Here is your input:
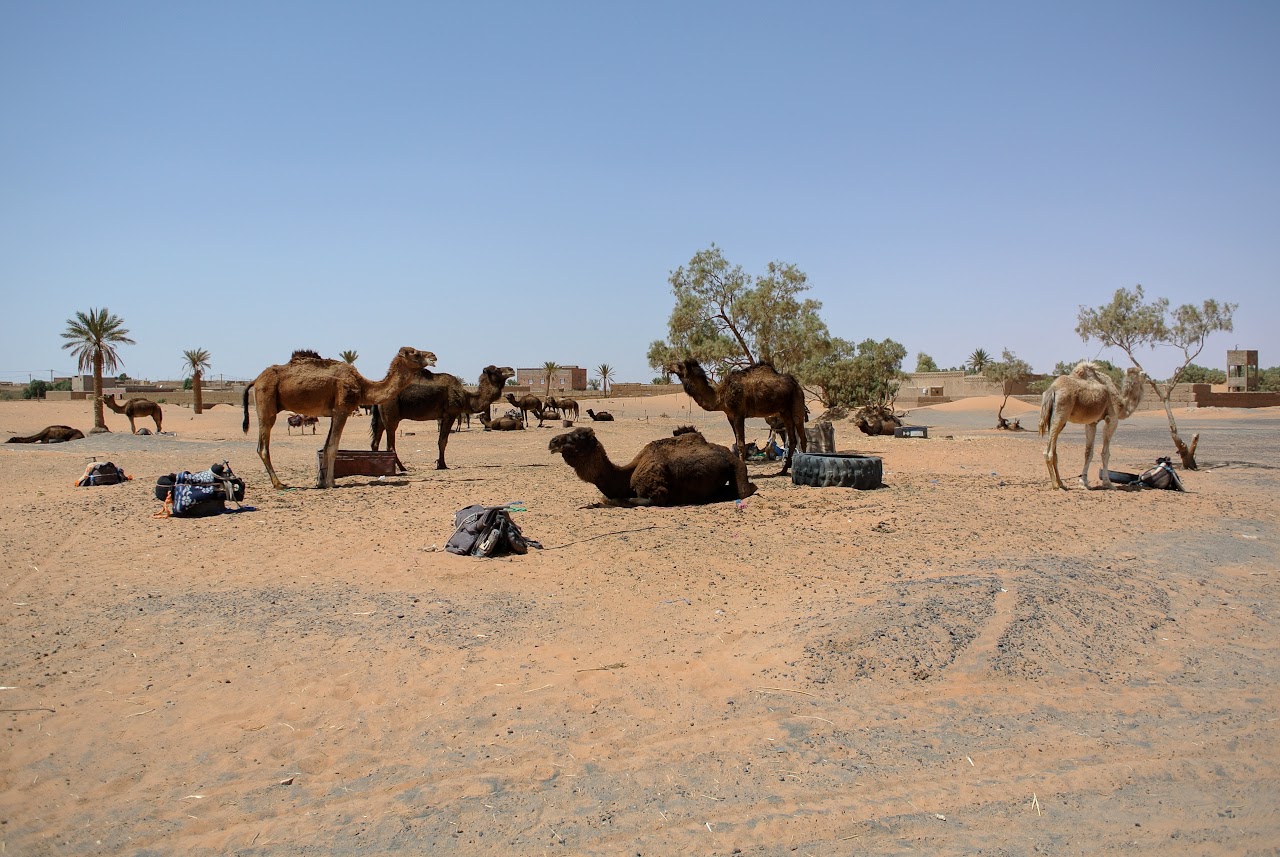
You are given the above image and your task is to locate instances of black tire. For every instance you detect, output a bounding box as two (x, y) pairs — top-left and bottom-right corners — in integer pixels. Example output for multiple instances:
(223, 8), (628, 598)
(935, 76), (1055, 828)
(790, 453), (883, 490)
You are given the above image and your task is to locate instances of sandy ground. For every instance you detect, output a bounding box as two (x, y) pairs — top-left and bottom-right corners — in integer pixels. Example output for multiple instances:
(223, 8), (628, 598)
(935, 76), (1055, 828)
(2, 393), (1278, 855)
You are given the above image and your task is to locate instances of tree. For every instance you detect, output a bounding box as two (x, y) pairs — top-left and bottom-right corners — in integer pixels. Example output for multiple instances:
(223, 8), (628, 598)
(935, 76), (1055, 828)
(61, 307), (134, 433)
(915, 352), (940, 373)
(647, 244), (832, 376)
(182, 348), (212, 414)
(1259, 366), (1280, 392)
(966, 348), (991, 375)
(23, 379), (50, 400)
(1076, 285), (1237, 469)
(984, 349), (1033, 426)
(596, 363), (614, 395)
(1178, 363), (1226, 385)
(543, 361), (561, 396)
(798, 337), (906, 412)
(339, 350), (358, 364)
(587, 379), (601, 391)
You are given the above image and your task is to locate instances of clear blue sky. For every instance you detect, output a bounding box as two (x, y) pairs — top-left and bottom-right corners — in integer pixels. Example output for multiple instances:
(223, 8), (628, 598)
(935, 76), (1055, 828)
(2, 2), (1276, 387)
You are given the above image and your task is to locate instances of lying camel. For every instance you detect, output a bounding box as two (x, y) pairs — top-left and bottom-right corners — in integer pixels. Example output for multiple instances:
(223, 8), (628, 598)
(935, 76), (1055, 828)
(548, 425), (756, 506)
(6, 425), (85, 443)
(479, 412), (524, 431)
(586, 409), (614, 421)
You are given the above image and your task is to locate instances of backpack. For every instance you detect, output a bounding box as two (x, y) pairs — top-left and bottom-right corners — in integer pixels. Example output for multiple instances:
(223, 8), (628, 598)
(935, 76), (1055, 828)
(76, 461), (129, 486)
(154, 461), (247, 517)
(1139, 457), (1184, 491)
(445, 504), (541, 557)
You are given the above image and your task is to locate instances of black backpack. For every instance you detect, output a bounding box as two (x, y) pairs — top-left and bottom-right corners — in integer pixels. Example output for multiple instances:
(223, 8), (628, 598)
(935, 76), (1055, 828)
(155, 462), (247, 517)
(445, 505), (540, 557)
(77, 461), (128, 486)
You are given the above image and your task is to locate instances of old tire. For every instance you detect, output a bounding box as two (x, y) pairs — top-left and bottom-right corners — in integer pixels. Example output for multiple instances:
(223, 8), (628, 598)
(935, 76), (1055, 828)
(790, 453), (883, 490)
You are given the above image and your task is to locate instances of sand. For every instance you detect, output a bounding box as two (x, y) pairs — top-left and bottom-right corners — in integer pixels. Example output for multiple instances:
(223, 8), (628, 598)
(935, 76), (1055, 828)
(2, 394), (1278, 854)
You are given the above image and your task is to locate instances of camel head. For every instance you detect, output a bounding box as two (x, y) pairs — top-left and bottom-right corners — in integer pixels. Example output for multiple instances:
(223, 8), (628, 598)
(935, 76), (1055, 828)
(484, 366), (516, 387)
(397, 347), (436, 371)
(548, 427), (601, 462)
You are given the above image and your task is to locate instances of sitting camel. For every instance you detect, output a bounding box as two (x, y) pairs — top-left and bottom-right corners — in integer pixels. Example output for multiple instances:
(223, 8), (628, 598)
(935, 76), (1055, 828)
(479, 412), (524, 431)
(666, 357), (807, 475)
(548, 425), (757, 506)
(6, 425), (85, 443)
(103, 394), (163, 434)
(371, 364), (515, 470)
(505, 393), (544, 427)
(586, 409), (614, 421)
(243, 347), (436, 489)
(1039, 361), (1145, 490)
(853, 406), (903, 436)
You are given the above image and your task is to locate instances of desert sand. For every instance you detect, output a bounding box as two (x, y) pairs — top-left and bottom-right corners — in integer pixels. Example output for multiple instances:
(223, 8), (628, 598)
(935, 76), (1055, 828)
(2, 393), (1278, 855)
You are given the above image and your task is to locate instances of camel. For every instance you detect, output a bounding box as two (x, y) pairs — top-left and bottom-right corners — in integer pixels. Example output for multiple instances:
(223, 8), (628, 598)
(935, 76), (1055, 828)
(586, 409), (614, 421)
(286, 413), (319, 435)
(546, 395), (579, 420)
(6, 425), (85, 443)
(665, 358), (808, 474)
(370, 365), (515, 470)
(853, 406), (903, 436)
(242, 346), (436, 489)
(479, 412), (525, 431)
(1039, 361), (1145, 490)
(505, 393), (546, 427)
(103, 394), (163, 434)
(549, 425), (757, 506)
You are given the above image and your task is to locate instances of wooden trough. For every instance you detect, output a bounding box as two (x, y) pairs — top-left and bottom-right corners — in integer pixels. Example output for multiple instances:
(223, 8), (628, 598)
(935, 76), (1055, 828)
(317, 450), (399, 482)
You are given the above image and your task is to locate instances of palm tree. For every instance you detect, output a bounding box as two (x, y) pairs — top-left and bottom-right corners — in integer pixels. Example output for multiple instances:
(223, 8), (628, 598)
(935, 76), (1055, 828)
(339, 350), (358, 364)
(61, 308), (134, 433)
(182, 348), (212, 414)
(542, 361), (561, 397)
(967, 348), (992, 375)
(596, 363), (614, 395)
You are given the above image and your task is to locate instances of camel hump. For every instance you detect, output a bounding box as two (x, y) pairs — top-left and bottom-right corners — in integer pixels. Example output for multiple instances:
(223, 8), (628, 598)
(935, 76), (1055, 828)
(290, 349), (327, 362)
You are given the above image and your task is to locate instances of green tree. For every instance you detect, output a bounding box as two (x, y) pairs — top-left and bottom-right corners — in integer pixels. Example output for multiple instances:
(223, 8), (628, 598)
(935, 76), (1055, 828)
(596, 363), (614, 395)
(1076, 285), (1237, 469)
(182, 348), (212, 414)
(647, 244), (832, 376)
(587, 379), (601, 391)
(799, 337), (906, 411)
(339, 350), (358, 364)
(61, 307), (134, 433)
(542, 361), (561, 397)
(984, 349), (1034, 425)
(1259, 366), (1280, 392)
(915, 352), (940, 373)
(23, 379), (51, 399)
(966, 348), (991, 375)
(1179, 363), (1226, 385)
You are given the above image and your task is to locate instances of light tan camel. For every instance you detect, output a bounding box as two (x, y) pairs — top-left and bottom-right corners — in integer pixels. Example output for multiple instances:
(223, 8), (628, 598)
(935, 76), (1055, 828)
(242, 347), (436, 489)
(665, 358), (808, 474)
(1039, 361), (1145, 490)
(103, 395), (163, 434)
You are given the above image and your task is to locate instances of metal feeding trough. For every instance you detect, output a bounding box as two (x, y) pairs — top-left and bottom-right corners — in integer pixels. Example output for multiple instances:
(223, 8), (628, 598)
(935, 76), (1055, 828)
(894, 425), (928, 439)
(317, 450), (399, 482)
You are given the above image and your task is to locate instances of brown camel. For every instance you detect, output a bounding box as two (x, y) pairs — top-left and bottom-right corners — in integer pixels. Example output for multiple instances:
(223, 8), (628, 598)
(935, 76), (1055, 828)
(6, 425), (85, 443)
(286, 413), (319, 435)
(1039, 361), (1145, 490)
(103, 395), (163, 434)
(478, 412), (525, 431)
(546, 395), (580, 420)
(853, 406), (903, 436)
(548, 425), (757, 506)
(505, 393), (546, 427)
(665, 358), (808, 474)
(371, 365), (515, 470)
(242, 347), (436, 489)
(586, 409), (614, 421)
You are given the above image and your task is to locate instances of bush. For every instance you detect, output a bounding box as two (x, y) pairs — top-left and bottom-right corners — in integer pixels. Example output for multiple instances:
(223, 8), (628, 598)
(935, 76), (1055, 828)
(22, 380), (50, 399)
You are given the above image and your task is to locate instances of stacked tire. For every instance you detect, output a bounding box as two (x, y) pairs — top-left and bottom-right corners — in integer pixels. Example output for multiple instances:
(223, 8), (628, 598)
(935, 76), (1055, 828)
(790, 453), (883, 490)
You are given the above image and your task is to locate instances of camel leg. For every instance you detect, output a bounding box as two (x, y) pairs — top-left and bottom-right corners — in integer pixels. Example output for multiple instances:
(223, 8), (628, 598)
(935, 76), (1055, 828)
(257, 412), (284, 490)
(152, 413), (162, 432)
(1044, 420), (1067, 490)
(128, 416), (137, 434)
(730, 416), (749, 464)
(1097, 417), (1117, 489)
(1080, 423), (1098, 489)
(435, 416), (451, 470)
(733, 457), (757, 499)
(318, 412), (350, 489)
(380, 412), (408, 473)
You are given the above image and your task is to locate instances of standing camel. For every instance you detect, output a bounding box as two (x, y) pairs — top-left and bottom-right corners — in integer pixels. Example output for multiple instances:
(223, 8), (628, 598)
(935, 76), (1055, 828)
(102, 394), (163, 434)
(505, 393), (545, 427)
(1039, 361), (1145, 490)
(371, 364), (515, 470)
(242, 347), (436, 489)
(666, 358), (808, 475)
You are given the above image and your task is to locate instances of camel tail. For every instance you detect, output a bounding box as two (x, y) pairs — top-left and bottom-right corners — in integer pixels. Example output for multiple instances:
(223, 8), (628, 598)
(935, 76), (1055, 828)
(242, 383), (253, 433)
(1038, 389), (1053, 437)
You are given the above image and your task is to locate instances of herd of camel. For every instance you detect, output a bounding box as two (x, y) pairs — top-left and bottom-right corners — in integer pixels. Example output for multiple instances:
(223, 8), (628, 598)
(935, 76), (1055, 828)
(6, 346), (1146, 498)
